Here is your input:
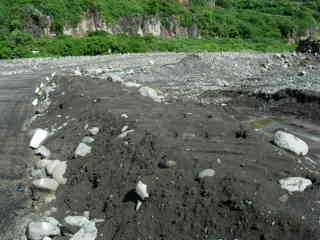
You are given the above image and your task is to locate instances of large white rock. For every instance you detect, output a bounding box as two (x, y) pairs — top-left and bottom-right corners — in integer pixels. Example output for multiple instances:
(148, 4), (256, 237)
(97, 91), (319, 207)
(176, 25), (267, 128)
(138, 87), (163, 103)
(33, 178), (59, 191)
(273, 131), (309, 156)
(65, 216), (90, 227)
(75, 143), (92, 157)
(30, 129), (49, 149)
(70, 221), (97, 240)
(279, 177), (312, 193)
(136, 181), (149, 200)
(28, 221), (60, 240)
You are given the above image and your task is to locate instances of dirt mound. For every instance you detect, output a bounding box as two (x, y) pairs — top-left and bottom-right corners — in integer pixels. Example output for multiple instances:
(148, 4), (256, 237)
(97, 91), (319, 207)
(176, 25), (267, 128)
(31, 76), (320, 240)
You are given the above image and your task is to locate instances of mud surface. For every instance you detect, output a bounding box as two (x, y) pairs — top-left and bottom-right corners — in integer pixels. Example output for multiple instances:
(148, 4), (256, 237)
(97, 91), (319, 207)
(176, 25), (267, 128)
(29, 74), (320, 240)
(1, 52), (320, 239)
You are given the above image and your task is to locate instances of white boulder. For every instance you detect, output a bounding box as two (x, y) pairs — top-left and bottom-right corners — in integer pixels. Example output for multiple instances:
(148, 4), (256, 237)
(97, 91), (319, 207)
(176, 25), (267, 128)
(30, 129), (49, 149)
(279, 177), (312, 193)
(138, 87), (163, 103)
(28, 221), (60, 240)
(33, 178), (59, 191)
(75, 143), (92, 157)
(273, 131), (309, 156)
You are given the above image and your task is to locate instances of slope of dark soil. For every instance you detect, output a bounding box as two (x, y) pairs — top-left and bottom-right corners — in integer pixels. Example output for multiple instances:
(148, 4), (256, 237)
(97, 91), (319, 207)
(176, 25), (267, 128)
(31, 75), (320, 240)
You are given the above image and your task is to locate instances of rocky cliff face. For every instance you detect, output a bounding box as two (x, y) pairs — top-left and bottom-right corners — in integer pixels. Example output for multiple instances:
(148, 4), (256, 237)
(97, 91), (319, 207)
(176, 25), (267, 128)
(36, 11), (200, 38)
(63, 13), (200, 38)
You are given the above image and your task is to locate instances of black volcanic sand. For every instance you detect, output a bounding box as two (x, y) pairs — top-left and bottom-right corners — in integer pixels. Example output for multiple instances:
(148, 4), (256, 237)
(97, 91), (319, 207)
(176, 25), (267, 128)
(31, 75), (320, 240)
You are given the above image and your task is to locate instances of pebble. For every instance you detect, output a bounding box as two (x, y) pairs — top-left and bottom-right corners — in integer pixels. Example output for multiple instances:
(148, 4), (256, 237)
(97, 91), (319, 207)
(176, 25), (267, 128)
(198, 169), (216, 179)
(75, 143), (92, 157)
(52, 161), (67, 184)
(33, 178), (59, 191)
(279, 177), (312, 193)
(274, 131), (309, 156)
(118, 129), (135, 139)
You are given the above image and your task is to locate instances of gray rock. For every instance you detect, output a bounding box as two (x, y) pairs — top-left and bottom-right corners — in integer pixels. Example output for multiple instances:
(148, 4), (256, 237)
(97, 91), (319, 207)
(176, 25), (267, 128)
(75, 143), (92, 157)
(159, 160), (177, 168)
(198, 169), (215, 179)
(65, 216), (90, 228)
(32, 178), (59, 191)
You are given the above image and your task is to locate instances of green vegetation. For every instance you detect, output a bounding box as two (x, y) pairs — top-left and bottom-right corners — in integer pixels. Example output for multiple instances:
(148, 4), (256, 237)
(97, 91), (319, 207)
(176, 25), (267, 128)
(0, 0), (318, 59)
(0, 34), (296, 59)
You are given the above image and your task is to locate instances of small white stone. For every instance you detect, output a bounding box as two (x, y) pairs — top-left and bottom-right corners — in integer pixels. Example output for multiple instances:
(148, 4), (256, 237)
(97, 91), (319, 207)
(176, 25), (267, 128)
(46, 160), (61, 175)
(138, 86), (163, 103)
(198, 169), (216, 179)
(136, 181), (149, 200)
(122, 81), (142, 88)
(33, 178), (59, 191)
(36, 159), (50, 169)
(89, 127), (99, 136)
(69, 221), (97, 240)
(274, 131), (309, 156)
(121, 125), (129, 132)
(279, 177), (312, 193)
(136, 200), (142, 211)
(75, 143), (92, 157)
(121, 114), (128, 119)
(30, 129), (49, 149)
(34, 146), (51, 159)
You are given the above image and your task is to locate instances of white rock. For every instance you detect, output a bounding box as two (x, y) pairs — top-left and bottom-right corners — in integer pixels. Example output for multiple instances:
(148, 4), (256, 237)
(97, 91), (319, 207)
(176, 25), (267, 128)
(32, 98), (39, 106)
(121, 113), (128, 119)
(74, 68), (82, 76)
(88, 127), (99, 136)
(28, 221), (60, 240)
(118, 130), (135, 139)
(70, 221), (97, 240)
(75, 143), (92, 157)
(138, 87), (163, 103)
(34, 146), (51, 159)
(136, 181), (149, 200)
(52, 161), (67, 184)
(65, 216), (90, 227)
(121, 125), (129, 132)
(33, 178), (59, 191)
(122, 81), (142, 88)
(44, 217), (60, 227)
(36, 159), (50, 169)
(46, 160), (61, 175)
(30, 129), (49, 149)
(42, 237), (52, 240)
(198, 169), (216, 179)
(274, 131), (309, 155)
(82, 136), (95, 144)
(279, 177), (312, 193)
